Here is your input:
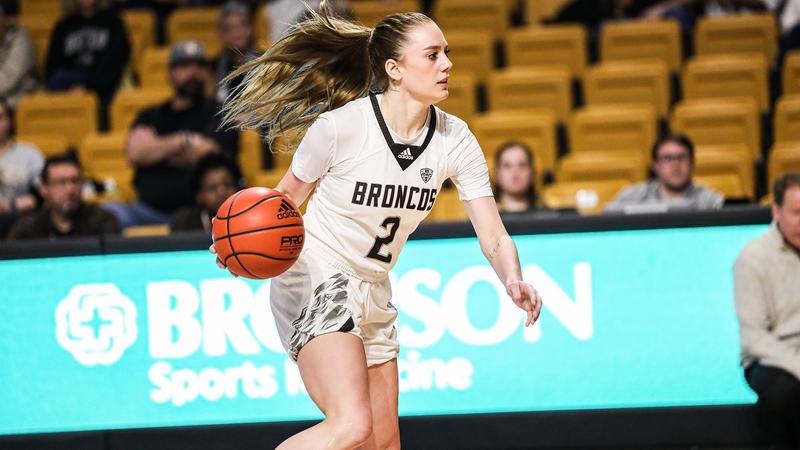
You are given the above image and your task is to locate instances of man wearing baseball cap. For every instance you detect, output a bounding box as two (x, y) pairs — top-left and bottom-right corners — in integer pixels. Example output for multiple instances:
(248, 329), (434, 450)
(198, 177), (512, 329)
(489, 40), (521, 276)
(104, 40), (239, 229)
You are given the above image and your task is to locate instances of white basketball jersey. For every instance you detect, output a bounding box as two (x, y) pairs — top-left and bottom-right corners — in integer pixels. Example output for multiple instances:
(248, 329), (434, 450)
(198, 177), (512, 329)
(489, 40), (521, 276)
(290, 94), (492, 280)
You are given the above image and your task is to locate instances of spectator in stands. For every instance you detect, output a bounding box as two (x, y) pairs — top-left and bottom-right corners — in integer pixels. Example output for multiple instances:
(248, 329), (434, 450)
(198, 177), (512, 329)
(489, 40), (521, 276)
(0, 98), (44, 237)
(214, 1), (260, 104)
(0, 0), (16, 15)
(0, 5), (37, 108)
(604, 133), (723, 212)
(265, 0), (349, 42)
(44, 0), (130, 125)
(493, 142), (539, 212)
(621, 0), (704, 54)
(104, 40), (239, 229)
(704, 0), (769, 16)
(7, 154), (119, 239)
(734, 173), (800, 450)
(265, 0), (321, 42)
(170, 153), (241, 232)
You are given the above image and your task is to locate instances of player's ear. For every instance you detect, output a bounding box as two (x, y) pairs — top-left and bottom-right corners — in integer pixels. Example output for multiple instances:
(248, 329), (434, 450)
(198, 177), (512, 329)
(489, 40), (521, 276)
(384, 58), (402, 82)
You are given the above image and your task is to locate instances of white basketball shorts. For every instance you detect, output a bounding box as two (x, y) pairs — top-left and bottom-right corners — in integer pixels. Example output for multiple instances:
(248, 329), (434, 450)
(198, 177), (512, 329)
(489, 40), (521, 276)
(269, 242), (399, 366)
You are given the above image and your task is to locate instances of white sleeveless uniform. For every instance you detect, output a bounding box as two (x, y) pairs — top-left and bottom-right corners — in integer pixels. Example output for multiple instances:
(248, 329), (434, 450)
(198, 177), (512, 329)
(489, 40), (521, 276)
(270, 94), (492, 365)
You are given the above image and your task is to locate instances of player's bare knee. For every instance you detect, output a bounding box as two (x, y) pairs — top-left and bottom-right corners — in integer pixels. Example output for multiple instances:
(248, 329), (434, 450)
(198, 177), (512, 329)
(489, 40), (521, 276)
(329, 411), (373, 447)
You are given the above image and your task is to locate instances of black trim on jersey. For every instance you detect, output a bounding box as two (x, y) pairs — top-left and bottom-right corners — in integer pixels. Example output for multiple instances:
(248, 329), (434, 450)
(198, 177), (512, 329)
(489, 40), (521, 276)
(369, 92), (437, 171)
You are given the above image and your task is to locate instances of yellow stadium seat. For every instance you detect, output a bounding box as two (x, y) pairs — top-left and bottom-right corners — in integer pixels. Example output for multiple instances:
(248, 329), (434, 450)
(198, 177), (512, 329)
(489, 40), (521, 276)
(472, 109), (558, 176)
(694, 145), (754, 199)
(167, 6), (222, 57)
(438, 73), (478, 124)
(239, 130), (291, 184)
(124, 224), (170, 237)
(505, 24), (586, 77)
(18, 13), (57, 74)
(556, 152), (648, 184)
(583, 60), (670, 117)
(20, 0), (60, 16)
(239, 130), (261, 184)
(568, 104), (657, 159)
(434, 0), (509, 39)
(80, 132), (128, 168)
(782, 51), (800, 95)
(487, 67), (572, 122)
(695, 14), (777, 62)
(122, 10), (156, 76)
(541, 179), (629, 214)
(351, 0), (420, 26)
(139, 47), (170, 88)
(79, 132), (135, 200)
(694, 173), (746, 198)
(110, 87), (172, 132)
(524, 0), (569, 24)
(774, 95), (800, 143)
(252, 169), (285, 189)
(15, 133), (69, 158)
(16, 92), (98, 148)
(670, 98), (761, 160)
(254, 4), (271, 49)
(444, 30), (494, 83)
(768, 142), (800, 189)
(600, 19), (682, 73)
(682, 53), (769, 111)
(426, 188), (468, 222)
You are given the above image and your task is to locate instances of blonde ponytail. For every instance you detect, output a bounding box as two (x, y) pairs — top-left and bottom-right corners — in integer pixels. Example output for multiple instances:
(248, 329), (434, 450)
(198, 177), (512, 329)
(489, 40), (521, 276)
(220, 4), (433, 152)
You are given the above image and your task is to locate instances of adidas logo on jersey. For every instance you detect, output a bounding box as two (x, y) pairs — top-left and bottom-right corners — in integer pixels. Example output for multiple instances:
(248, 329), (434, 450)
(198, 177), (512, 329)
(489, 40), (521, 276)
(276, 199), (300, 220)
(398, 148), (414, 160)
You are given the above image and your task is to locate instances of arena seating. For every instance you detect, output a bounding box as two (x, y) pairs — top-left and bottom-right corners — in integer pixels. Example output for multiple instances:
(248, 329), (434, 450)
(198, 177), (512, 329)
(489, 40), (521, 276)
(9, 0), (800, 218)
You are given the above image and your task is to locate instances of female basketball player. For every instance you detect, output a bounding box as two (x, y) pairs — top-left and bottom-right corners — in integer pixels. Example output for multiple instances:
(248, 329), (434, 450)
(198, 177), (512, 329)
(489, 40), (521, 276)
(210, 4), (543, 449)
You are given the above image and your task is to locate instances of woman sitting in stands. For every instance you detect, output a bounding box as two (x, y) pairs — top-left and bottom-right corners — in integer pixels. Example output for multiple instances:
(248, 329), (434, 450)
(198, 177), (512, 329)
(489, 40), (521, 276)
(493, 141), (540, 213)
(0, 97), (43, 237)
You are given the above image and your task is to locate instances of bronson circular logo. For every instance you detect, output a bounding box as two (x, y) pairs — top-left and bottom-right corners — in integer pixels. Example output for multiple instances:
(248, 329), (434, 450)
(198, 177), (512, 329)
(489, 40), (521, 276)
(55, 283), (138, 366)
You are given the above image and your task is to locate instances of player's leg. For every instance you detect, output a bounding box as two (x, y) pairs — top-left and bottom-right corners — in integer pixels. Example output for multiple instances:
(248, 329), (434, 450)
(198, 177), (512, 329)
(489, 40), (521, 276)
(360, 359), (400, 450)
(358, 276), (401, 450)
(276, 332), (374, 450)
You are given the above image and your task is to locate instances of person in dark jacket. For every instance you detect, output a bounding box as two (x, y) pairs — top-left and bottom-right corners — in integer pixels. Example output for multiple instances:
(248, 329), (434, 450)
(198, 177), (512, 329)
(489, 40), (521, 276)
(103, 40), (239, 229)
(44, 0), (130, 123)
(7, 154), (119, 240)
(214, 1), (260, 104)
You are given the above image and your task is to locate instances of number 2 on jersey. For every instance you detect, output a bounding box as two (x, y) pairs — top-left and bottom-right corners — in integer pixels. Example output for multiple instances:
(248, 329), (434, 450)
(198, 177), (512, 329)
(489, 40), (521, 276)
(366, 217), (401, 263)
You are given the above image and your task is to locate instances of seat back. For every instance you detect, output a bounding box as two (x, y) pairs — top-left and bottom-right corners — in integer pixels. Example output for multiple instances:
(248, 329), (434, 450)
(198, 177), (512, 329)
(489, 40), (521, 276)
(506, 24), (586, 77)
(487, 67), (572, 122)
(601, 19), (682, 72)
(16, 92), (99, 148)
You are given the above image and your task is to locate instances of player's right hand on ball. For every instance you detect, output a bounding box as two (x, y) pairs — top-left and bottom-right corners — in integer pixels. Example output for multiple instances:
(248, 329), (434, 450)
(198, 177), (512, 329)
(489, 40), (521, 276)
(209, 243), (238, 277)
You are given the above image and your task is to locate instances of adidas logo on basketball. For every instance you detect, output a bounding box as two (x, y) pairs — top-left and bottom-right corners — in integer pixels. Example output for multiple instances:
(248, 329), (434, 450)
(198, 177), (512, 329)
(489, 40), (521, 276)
(398, 148), (414, 160)
(276, 199), (300, 219)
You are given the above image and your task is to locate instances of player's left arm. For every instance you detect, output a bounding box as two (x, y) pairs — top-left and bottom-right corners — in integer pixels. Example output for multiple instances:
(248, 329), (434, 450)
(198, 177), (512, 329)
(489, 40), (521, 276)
(464, 196), (542, 326)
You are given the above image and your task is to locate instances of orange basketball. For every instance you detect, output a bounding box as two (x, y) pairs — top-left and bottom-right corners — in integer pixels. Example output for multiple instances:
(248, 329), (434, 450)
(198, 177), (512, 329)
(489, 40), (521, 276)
(212, 187), (304, 279)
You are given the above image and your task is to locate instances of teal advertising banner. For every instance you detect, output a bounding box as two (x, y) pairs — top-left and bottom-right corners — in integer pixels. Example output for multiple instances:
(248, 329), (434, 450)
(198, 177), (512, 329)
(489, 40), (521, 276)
(0, 224), (766, 435)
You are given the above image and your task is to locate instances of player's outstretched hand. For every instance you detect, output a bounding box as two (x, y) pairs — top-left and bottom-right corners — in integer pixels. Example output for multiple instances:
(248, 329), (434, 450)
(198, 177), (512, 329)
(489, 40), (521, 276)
(506, 281), (542, 327)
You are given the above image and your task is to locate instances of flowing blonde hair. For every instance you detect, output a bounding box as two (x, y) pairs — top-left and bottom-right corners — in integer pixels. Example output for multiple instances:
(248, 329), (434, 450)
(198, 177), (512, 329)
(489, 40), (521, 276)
(219, 2), (432, 152)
